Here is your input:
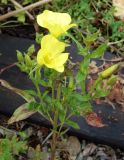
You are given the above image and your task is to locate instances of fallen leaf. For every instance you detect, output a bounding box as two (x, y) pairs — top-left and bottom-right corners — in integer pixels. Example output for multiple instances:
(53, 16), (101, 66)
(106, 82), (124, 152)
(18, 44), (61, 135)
(89, 61), (99, 74)
(0, 79), (35, 102)
(107, 80), (124, 108)
(57, 136), (81, 157)
(85, 112), (105, 127)
(82, 143), (97, 157)
(8, 103), (36, 124)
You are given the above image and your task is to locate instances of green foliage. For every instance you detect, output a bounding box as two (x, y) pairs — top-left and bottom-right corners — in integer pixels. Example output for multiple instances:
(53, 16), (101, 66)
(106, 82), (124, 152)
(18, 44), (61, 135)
(16, 44), (36, 74)
(102, 7), (124, 41)
(0, 0), (8, 4)
(14, 32), (110, 128)
(0, 135), (27, 160)
(22, 0), (35, 5)
(35, 32), (44, 44)
(14, 9), (25, 23)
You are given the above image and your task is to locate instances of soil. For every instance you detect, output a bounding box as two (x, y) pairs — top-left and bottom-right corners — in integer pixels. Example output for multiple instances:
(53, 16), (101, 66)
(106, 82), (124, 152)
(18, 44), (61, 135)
(0, 113), (124, 160)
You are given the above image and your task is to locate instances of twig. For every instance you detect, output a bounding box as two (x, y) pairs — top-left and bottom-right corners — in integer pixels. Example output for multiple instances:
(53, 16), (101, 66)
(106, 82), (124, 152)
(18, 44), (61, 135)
(10, 0), (34, 20)
(90, 0), (99, 13)
(0, 62), (17, 74)
(108, 39), (124, 45)
(0, 0), (52, 21)
(0, 125), (17, 136)
(42, 131), (53, 145)
(100, 57), (124, 62)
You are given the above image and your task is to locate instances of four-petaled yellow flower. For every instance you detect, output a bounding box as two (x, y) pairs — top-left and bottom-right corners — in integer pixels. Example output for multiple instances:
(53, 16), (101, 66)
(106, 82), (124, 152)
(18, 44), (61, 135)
(37, 10), (76, 37)
(37, 35), (69, 72)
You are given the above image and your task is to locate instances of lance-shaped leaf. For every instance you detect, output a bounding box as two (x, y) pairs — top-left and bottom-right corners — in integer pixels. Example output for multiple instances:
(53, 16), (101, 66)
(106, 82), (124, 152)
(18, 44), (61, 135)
(90, 44), (107, 59)
(8, 103), (36, 124)
(0, 79), (34, 102)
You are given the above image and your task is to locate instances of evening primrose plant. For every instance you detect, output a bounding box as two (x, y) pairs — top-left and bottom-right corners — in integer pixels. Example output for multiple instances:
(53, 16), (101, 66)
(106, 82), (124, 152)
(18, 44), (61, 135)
(4, 10), (119, 160)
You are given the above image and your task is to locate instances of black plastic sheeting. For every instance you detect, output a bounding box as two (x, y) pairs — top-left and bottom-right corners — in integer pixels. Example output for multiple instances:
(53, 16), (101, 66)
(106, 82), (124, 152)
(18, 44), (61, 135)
(0, 34), (124, 149)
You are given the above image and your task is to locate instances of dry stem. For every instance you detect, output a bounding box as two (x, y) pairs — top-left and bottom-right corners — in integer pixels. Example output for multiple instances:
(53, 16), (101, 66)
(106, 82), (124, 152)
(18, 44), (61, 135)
(10, 0), (34, 20)
(0, 0), (52, 21)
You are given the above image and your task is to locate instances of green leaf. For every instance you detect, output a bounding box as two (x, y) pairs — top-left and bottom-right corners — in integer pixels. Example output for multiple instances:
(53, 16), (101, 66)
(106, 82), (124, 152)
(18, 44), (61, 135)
(79, 102), (92, 116)
(27, 101), (40, 110)
(22, 0), (33, 5)
(94, 81), (110, 97)
(24, 89), (37, 97)
(94, 89), (109, 97)
(59, 111), (65, 123)
(16, 12), (25, 23)
(35, 32), (44, 44)
(24, 54), (32, 67)
(76, 71), (84, 83)
(83, 32), (98, 48)
(90, 43), (107, 58)
(1, 0), (8, 4)
(70, 93), (90, 102)
(17, 50), (24, 62)
(66, 120), (80, 129)
(55, 100), (63, 110)
(107, 75), (117, 86)
(27, 45), (35, 56)
(17, 13), (25, 23)
(80, 57), (90, 74)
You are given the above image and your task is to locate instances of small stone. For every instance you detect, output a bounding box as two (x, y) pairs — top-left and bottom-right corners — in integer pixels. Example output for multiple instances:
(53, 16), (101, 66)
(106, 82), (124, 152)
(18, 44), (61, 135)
(82, 143), (97, 156)
(66, 136), (81, 156)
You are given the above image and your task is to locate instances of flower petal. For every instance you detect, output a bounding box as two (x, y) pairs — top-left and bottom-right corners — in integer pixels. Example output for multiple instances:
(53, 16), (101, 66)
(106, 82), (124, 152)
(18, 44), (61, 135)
(43, 53), (69, 72)
(37, 10), (75, 37)
(37, 10), (71, 27)
(41, 35), (66, 56)
(54, 66), (64, 72)
(52, 53), (69, 67)
(37, 49), (45, 65)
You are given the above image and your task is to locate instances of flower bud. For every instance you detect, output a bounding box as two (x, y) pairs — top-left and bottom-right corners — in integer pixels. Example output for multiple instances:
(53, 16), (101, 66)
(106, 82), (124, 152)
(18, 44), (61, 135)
(17, 50), (24, 62)
(25, 54), (32, 67)
(101, 64), (119, 79)
(68, 77), (74, 89)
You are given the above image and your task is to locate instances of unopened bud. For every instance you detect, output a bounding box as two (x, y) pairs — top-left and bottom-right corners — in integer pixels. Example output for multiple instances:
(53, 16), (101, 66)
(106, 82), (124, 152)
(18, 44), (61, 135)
(101, 64), (119, 79)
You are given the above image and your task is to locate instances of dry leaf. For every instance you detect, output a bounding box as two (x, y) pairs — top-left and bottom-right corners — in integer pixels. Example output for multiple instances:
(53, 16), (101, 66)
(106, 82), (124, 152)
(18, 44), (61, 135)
(89, 61), (99, 74)
(0, 79), (34, 102)
(85, 112), (105, 128)
(107, 80), (124, 108)
(66, 136), (81, 156)
(8, 103), (36, 124)
(113, 0), (124, 19)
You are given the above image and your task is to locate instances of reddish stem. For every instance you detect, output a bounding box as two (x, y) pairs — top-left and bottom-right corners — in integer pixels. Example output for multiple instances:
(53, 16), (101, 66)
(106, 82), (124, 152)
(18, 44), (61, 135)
(0, 62), (17, 74)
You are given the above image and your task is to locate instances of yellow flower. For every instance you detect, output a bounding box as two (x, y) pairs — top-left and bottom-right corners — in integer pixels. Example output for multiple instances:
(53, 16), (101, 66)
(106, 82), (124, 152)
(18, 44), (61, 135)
(37, 10), (76, 37)
(37, 35), (69, 72)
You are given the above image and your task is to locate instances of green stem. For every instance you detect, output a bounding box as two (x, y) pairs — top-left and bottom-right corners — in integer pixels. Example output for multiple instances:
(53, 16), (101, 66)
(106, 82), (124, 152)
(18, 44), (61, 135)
(58, 110), (73, 136)
(34, 82), (42, 100)
(52, 81), (55, 108)
(67, 33), (84, 52)
(51, 83), (61, 160)
(88, 76), (102, 96)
